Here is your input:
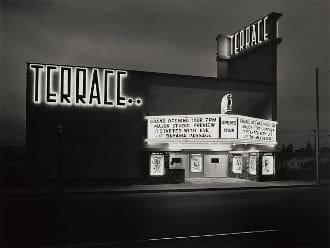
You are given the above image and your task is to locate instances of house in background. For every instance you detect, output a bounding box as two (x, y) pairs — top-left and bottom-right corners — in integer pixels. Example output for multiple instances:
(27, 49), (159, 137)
(320, 147), (330, 164)
(286, 157), (314, 170)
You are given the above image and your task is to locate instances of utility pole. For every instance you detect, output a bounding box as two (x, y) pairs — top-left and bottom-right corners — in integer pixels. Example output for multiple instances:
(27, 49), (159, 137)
(315, 68), (320, 185)
(56, 124), (64, 191)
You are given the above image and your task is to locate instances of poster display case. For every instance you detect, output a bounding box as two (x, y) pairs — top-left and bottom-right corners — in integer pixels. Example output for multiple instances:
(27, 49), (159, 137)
(249, 154), (257, 175)
(150, 153), (165, 176)
(232, 156), (243, 174)
(190, 154), (203, 173)
(262, 154), (274, 175)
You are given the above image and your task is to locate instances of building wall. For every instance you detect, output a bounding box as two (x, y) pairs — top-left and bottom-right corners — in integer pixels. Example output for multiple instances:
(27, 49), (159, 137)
(226, 44), (278, 83)
(26, 67), (276, 178)
(26, 69), (149, 177)
(149, 85), (273, 119)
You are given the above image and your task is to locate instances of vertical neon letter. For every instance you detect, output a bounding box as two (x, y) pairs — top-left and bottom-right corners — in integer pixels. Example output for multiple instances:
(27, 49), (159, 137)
(46, 65), (57, 103)
(60, 67), (72, 104)
(104, 70), (114, 106)
(75, 68), (87, 104)
(89, 69), (101, 105)
(30, 64), (44, 103)
(116, 71), (126, 106)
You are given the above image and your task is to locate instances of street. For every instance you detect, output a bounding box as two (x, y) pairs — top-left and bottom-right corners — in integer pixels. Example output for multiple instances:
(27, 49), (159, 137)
(3, 185), (330, 247)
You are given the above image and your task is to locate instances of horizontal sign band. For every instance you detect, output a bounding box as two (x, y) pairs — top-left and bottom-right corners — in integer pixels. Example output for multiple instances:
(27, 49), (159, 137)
(145, 139), (277, 146)
(147, 114), (277, 143)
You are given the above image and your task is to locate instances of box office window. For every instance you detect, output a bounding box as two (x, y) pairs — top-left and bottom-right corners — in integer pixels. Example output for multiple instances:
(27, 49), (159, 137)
(211, 158), (219, 163)
(170, 157), (182, 169)
(171, 158), (182, 164)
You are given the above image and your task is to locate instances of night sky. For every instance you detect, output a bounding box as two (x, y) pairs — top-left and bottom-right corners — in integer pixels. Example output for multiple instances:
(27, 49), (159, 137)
(0, 0), (329, 148)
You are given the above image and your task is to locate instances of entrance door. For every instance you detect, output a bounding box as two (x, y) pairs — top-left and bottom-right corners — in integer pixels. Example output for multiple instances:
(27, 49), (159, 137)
(189, 154), (203, 177)
(217, 154), (228, 177)
(204, 154), (228, 177)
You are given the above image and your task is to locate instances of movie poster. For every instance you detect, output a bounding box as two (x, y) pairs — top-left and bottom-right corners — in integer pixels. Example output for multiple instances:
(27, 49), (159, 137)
(249, 154), (257, 175)
(150, 153), (165, 176)
(262, 155), (274, 175)
(232, 156), (242, 173)
(190, 154), (203, 173)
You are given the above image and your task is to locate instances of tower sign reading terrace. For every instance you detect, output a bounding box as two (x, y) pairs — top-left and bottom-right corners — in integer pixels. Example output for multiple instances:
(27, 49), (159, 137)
(229, 15), (269, 56)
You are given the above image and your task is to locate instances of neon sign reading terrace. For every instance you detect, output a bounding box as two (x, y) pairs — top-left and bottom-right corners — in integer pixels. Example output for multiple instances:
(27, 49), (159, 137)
(29, 64), (143, 108)
(229, 15), (269, 56)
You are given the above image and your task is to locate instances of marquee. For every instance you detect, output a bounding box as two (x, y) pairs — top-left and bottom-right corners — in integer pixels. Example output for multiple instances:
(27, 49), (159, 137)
(146, 114), (277, 144)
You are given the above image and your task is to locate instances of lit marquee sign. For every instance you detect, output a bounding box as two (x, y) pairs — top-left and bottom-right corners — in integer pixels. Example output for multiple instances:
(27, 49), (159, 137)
(220, 116), (237, 139)
(146, 114), (277, 143)
(229, 15), (270, 56)
(147, 115), (219, 139)
(238, 116), (276, 142)
(29, 64), (143, 108)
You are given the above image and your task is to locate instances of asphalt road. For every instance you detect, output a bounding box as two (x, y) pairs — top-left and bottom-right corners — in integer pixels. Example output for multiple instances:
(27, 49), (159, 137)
(2, 186), (330, 247)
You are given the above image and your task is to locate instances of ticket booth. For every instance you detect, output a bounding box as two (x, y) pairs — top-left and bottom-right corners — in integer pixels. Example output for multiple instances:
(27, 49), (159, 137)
(169, 152), (189, 177)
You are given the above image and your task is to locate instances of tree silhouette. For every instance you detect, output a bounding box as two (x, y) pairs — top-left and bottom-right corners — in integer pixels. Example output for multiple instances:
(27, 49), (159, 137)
(305, 141), (313, 156)
(285, 143), (294, 160)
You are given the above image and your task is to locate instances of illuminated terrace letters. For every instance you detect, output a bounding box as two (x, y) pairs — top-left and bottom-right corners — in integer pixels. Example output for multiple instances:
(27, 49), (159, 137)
(29, 64), (143, 108)
(229, 16), (269, 56)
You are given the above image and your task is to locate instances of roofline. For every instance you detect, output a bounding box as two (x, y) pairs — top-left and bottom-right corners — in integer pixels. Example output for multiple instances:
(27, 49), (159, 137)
(216, 12), (282, 40)
(26, 62), (276, 85)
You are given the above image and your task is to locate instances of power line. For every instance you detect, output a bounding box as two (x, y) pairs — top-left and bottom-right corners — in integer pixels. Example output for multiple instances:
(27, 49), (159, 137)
(278, 109), (330, 113)
(278, 130), (330, 133)
(319, 70), (330, 74)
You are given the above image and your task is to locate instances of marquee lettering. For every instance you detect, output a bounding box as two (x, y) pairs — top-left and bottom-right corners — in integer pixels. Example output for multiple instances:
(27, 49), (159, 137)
(229, 16), (269, 56)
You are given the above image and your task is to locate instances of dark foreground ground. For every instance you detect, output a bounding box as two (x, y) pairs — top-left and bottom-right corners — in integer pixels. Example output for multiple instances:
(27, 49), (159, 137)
(2, 185), (330, 247)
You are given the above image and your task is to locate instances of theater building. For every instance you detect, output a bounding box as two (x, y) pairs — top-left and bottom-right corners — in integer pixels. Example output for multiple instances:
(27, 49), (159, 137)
(26, 13), (282, 183)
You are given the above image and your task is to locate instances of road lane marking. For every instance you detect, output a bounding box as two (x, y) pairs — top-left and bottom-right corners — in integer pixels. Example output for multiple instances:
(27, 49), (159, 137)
(42, 228), (291, 248)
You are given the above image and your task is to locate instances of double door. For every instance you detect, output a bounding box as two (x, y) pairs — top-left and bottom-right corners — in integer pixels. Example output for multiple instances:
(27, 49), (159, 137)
(204, 154), (228, 178)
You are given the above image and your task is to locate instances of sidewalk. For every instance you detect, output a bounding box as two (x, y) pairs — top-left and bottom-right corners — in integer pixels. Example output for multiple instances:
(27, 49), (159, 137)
(2, 178), (330, 196)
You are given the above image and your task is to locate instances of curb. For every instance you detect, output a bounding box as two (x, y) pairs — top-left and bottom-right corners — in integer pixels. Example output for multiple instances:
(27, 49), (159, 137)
(2, 182), (329, 197)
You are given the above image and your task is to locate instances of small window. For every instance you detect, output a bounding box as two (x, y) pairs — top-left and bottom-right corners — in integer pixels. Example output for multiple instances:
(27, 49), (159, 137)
(211, 158), (219, 163)
(172, 158), (182, 164)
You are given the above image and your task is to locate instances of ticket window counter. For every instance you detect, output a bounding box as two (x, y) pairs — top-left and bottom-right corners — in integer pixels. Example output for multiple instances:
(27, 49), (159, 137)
(169, 153), (204, 177)
(169, 153), (189, 177)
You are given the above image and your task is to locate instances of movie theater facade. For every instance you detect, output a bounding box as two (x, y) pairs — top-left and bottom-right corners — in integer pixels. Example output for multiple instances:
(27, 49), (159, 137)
(26, 13), (282, 183)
